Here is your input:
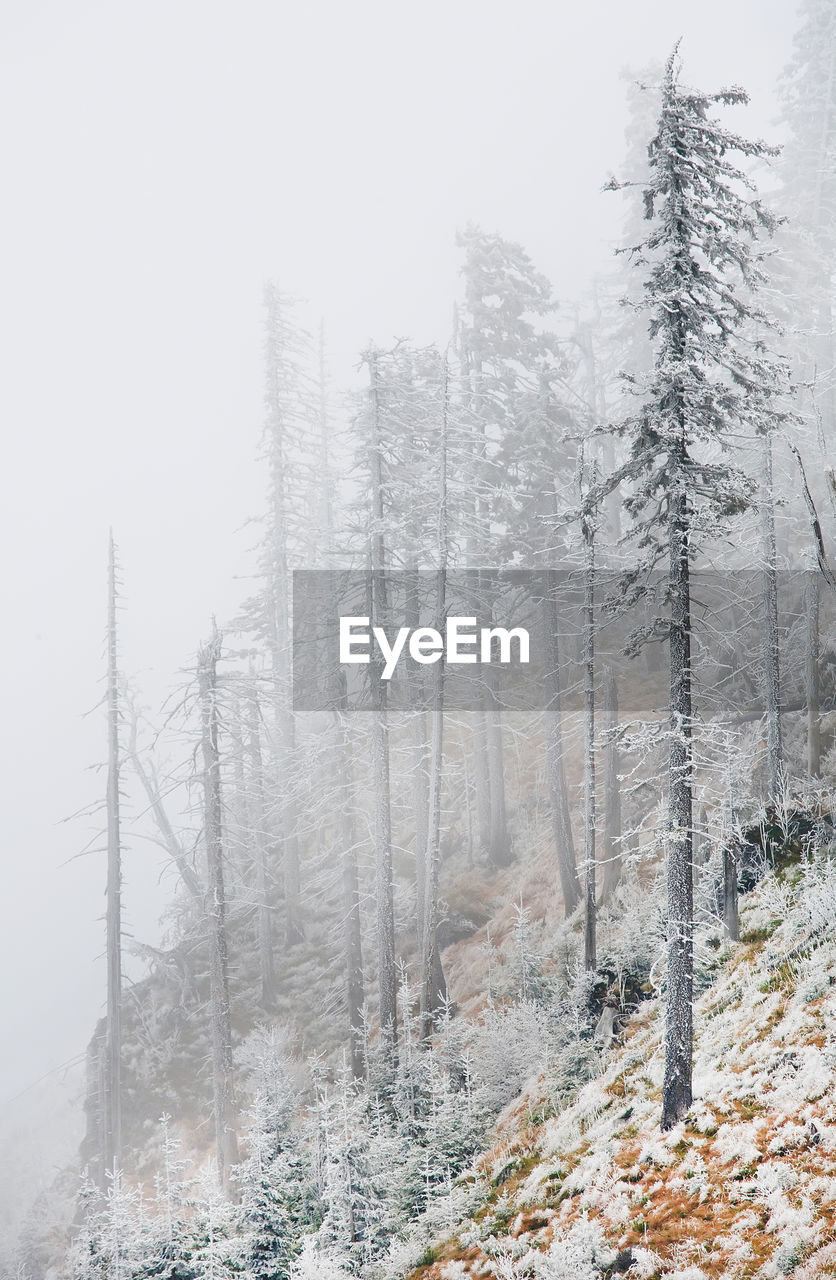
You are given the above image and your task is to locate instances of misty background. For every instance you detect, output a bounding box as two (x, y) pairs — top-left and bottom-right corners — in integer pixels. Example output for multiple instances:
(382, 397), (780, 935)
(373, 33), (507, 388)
(0, 0), (796, 1204)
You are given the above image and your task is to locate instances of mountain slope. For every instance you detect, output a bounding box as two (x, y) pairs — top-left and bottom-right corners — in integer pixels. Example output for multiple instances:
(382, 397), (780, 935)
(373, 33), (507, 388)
(400, 853), (836, 1279)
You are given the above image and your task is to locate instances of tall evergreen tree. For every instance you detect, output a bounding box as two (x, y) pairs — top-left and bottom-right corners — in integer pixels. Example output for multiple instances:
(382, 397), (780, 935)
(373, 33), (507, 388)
(606, 48), (789, 1128)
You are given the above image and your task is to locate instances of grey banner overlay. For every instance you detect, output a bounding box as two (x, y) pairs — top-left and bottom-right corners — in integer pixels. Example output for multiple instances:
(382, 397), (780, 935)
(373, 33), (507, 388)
(291, 569), (826, 713)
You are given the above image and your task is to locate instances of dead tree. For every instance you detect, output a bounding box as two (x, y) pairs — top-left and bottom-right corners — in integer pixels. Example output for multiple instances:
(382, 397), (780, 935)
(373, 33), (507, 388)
(761, 428), (784, 798)
(246, 680), (278, 1010)
(420, 353), (450, 1040)
(198, 625), (239, 1192)
(600, 667), (623, 902)
(543, 578), (581, 915)
(723, 846), (739, 942)
(263, 284), (304, 945)
(366, 349), (398, 1071)
(581, 458), (598, 971)
(104, 532), (122, 1177)
(806, 571), (821, 777)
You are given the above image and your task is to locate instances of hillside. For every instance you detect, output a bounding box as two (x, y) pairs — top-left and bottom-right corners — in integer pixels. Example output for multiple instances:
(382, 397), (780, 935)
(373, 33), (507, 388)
(392, 843), (836, 1280)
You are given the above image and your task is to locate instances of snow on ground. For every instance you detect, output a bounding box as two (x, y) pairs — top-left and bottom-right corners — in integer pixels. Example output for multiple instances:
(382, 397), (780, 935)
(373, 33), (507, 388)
(403, 857), (836, 1279)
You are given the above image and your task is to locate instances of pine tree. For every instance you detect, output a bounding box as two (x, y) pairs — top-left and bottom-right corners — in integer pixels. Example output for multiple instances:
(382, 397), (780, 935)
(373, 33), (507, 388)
(234, 1095), (300, 1280)
(606, 48), (789, 1128)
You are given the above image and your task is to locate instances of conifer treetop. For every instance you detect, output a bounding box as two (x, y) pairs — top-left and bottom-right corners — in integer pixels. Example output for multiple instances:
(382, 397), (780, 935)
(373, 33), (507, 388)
(604, 47), (791, 570)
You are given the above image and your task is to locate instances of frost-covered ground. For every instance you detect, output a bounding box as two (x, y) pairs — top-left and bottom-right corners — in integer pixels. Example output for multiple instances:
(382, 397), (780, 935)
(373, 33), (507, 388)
(391, 852), (836, 1280)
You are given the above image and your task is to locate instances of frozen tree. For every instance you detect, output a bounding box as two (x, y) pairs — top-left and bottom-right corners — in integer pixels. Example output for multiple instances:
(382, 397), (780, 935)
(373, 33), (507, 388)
(333, 703), (365, 1079)
(579, 455), (598, 971)
(289, 1240), (350, 1280)
(420, 353), (450, 1040)
(600, 667), (623, 902)
(234, 1092), (308, 1280)
(363, 348), (399, 1073)
(254, 284), (317, 947)
(104, 533), (123, 1178)
(244, 678), (278, 1011)
(456, 224), (557, 868)
(760, 428), (784, 799)
(198, 626), (239, 1191)
(606, 48), (789, 1128)
(778, 0), (836, 414)
(456, 225), (582, 895)
(776, 0), (836, 775)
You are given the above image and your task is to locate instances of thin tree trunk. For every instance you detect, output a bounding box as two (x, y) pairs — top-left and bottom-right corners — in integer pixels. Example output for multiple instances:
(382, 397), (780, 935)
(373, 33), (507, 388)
(723, 847), (739, 942)
(407, 569), (429, 941)
(420, 354), (449, 1040)
(692, 804), (707, 891)
(471, 708), (492, 859)
(582, 490), (597, 971)
(336, 703), (365, 1078)
(264, 286), (304, 946)
(761, 429), (783, 800)
(104, 532), (122, 1178)
(662, 487), (694, 1131)
(485, 695), (510, 866)
(246, 684), (277, 1010)
(126, 705), (203, 902)
(367, 350), (397, 1071)
(806, 570), (822, 777)
(278, 708), (303, 945)
(542, 581), (581, 915)
(601, 667), (622, 903)
(317, 320), (335, 560)
(198, 626), (239, 1192)
(462, 752), (475, 868)
(420, 675), (446, 1040)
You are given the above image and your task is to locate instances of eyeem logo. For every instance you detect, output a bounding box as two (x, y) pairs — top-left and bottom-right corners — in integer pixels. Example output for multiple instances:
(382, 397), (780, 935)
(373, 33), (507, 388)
(340, 616), (530, 681)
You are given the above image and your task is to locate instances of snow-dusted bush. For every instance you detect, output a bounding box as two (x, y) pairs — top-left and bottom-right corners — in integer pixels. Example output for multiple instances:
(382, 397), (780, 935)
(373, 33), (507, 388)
(289, 1237), (352, 1279)
(471, 1001), (554, 1111)
(482, 1216), (613, 1277)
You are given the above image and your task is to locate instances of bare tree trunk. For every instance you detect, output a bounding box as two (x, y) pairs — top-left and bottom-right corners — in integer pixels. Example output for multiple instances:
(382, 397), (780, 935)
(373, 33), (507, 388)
(581, 493), (597, 971)
(104, 532), (122, 1178)
(462, 752), (475, 868)
(692, 804), (707, 891)
(412, 711), (429, 939)
(542, 581), (581, 915)
(278, 708), (303, 946)
(662, 486), (694, 1131)
(420, 354), (449, 1041)
(485, 695), (510, 866)
(806, 570), (822, 777)
(601, 667), (622, 903)
(263, 285), (304, 946)
(336, 703), (365, 1078)
(367, 350), (397, 1071)
(723, 847), (739, 942)
(407, 569), (429, 940)
(471, 708), (492, 859)
(317, 320), (335, 560)
(198, 626), (239, 1193)
(420, 676), (446, 1040)
(246, 684), (277, 1010)
(761, 429), (784, 800)
(126, 702), (203, 902)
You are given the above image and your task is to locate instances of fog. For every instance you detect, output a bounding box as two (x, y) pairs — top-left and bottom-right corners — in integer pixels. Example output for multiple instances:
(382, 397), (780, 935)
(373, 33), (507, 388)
(0, 0), (798, 1200)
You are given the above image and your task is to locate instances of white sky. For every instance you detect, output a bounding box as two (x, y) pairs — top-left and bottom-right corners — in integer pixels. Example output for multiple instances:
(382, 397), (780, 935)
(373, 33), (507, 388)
(0, 0), (798, 1145)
